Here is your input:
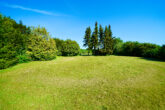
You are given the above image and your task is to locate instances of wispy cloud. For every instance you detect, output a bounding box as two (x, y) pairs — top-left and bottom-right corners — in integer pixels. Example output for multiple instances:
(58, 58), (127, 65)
(4, 4), (65, 16)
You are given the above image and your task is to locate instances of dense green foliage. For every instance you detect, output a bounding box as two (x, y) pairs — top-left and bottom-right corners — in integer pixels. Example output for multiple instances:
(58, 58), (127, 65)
(0, 13), (81, 69)
(0, 14), (57, 69)
(61, 39), (80, 56)
(105, 39), (164, 59)
(113, 41), (162, 59)
(159, 45), (165, 60)
(104, 26), (113, 55)
(91, 22), (99, 54)
(121, 42), (159, 57)
(0, 56), (165, 110)
(0, 14), (30, 69)
(54, 38), (64, 56)
(98, 25), (104, 49)
(54, 38), (80, 56)
(113, 37), (123, 54)
(16, 54), (31, 63)
(26, 26), (57, 61)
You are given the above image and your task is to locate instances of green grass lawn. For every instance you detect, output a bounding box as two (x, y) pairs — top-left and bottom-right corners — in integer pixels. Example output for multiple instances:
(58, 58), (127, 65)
(0, 56), (165, 110)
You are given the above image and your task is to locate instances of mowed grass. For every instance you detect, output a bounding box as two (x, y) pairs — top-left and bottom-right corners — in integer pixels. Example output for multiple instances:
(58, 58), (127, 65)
(0, 56), (165, 110)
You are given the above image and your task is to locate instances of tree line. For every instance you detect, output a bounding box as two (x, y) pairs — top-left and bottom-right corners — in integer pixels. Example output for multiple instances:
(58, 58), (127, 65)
(0, 13), (80, 69)
(83, 22), (165, 59)
(0, 14), (164, 69)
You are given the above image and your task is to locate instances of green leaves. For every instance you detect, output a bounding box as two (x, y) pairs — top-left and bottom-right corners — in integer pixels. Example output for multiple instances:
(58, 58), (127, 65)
(159, 45), (165, 59)
(54, 38), (80, 56)
(61, 39), (80, 56)
(0, 14), (29, 69)
(26, 27), (57, 61)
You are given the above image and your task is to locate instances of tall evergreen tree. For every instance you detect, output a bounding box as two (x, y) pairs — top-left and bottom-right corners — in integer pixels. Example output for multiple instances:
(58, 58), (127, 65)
(104, 26), (109, 51)
(91, 22), (99, 55)
(108, 25), (112, 38)
(99, 25), (104, 49)
(106, 25), (114, 54)
(83, 27), (92, 55)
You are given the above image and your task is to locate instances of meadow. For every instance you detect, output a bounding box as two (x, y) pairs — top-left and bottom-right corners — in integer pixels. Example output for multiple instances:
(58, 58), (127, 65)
(0, 56), (165, 110)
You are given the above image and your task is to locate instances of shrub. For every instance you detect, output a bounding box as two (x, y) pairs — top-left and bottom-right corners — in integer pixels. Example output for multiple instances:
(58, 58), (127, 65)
(16, 54), (31, 63)
(113, 37), (123, 55)
(142, 47), (160, 58)
(140, 43), (160, 58)
(26, 34), (57, 61)
(61, 39), (80, 56)
(54, 38), (80, 56)
(120, 41), (160, 58)
(121, 41), (140, 56)
(0, 58), (18, 69)
(54, 38), (65, 56)
(0, 14), (30, 69)
(0, 59), (7, 69)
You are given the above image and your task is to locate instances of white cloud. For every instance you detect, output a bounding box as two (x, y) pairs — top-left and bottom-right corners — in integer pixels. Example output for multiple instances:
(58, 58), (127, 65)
(5, 4), (64, 16)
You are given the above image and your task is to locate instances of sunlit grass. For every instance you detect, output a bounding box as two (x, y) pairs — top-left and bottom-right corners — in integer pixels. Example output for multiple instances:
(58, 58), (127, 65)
(0, 56), (165, 110)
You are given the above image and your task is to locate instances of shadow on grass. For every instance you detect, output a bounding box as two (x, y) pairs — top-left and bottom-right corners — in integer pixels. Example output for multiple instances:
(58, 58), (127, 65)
(140, 57), (165, 62)
(113, 54), (165, 62)
(61, 54), (165, 62)
(81, 54), (165, 62)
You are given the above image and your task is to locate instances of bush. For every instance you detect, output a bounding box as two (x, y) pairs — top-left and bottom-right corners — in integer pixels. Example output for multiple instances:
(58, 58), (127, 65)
(0, 59), (7, 69)
(0, 58), (18, 69)
(159, 45), (165, 60)
(140, 43), (160, 58)
(122, 41), (140, 56)
(26, 26), (57, 61)
(142, 46), (160, 58)
(16, 54), (31, 63)
(120, 41), (161, 58)
(54, 38), (65, 56)
(0, 14), (30, 69)
(113, 37), (123, 55)
(26, 36), (57, 61)
(54, 38), (80, 56)
(61, 39), (80, 56)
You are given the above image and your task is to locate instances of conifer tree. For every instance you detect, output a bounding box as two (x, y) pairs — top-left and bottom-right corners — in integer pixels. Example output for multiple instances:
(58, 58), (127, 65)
(99, 25), (104, 49)
(104, 25), (113, 54)
(104, 26), (109, 51)
(83, 27), (92, 55)
(91, 22), (99, 55)
(108, 25), (112, 38)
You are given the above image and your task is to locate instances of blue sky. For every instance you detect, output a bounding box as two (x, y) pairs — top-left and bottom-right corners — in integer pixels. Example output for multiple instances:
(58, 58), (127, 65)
(0, 0), (165, 48)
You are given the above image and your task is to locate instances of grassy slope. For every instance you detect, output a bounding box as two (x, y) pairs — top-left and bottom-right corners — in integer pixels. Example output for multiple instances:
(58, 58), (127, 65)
(0, 56), (165, 110)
